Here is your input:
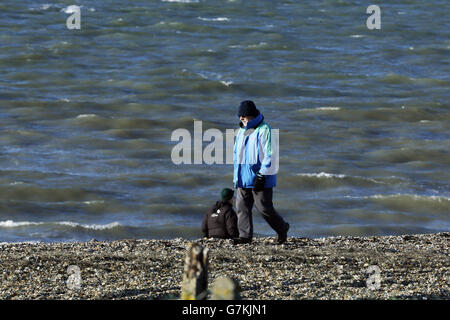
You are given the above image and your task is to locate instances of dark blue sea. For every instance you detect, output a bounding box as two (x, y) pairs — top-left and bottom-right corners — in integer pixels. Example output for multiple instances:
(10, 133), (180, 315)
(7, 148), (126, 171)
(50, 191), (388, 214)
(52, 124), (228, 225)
(0, 0), (449, 242)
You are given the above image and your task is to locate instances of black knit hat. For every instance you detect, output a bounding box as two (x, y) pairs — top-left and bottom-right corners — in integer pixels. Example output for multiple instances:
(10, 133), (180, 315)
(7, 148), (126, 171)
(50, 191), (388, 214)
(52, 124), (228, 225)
(238, 100), (260, 117)
(221, 188), (234, 201)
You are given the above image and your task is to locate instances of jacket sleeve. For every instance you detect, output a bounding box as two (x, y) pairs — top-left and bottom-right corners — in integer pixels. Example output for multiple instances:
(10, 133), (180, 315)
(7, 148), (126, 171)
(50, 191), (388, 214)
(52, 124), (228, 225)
(233, 128), (243, 186)
(258, 126), (278, 175)
(225, 208), (239, 238)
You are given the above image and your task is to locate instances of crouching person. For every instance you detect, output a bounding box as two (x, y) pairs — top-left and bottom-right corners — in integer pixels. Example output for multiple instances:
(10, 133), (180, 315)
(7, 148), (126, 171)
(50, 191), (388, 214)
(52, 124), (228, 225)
(202, 188), (239, 239)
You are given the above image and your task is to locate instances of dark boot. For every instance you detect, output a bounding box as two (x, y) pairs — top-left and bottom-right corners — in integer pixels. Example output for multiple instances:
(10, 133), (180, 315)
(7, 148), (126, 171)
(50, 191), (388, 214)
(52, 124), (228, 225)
(232, 237), (252, 245)
(276, 223), (289, 244)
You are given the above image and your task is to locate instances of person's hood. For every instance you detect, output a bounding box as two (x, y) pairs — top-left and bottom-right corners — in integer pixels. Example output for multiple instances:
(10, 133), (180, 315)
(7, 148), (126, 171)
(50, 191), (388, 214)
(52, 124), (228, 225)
(213, 200), (232, 211)
(239, 113), (264, 129)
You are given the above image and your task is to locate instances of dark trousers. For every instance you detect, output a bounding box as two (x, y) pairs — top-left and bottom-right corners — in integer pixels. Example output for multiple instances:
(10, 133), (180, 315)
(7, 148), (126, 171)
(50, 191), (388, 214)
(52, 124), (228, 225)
(236, 188), (287, 239)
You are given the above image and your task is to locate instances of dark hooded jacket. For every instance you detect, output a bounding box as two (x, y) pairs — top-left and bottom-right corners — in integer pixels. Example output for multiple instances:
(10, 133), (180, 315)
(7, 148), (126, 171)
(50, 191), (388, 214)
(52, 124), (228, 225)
(202, 200), (239, 239)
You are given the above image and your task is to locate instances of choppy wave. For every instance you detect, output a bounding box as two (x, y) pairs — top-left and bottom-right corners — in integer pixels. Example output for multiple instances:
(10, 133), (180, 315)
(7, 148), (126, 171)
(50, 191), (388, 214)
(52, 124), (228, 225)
(297, 172), (347, 179)
(58, 221), (121, 230)
(0, 220), (203, 242)
(28, 4), (95, 13)
(364, 148), (449, 164)
(372, 194), (450, 202)
(61, 5), (80, 14)
(344, 194), (450, 214)
(0, 184), (106, 203)
(379, 73), (449, 86)
(289, 172), (389, 189)
(0, 220), (121, 230)
(347, 194), (450, 203)
(28, 4), (63, 11)
(69, 114), (166, 132)
(295, 106), (447, 123)
(0, 220), (42, 227)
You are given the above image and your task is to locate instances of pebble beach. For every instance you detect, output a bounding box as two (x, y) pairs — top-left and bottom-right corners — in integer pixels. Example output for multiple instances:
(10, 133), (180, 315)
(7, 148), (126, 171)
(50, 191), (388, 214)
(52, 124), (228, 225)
(0, 232), (448, 300)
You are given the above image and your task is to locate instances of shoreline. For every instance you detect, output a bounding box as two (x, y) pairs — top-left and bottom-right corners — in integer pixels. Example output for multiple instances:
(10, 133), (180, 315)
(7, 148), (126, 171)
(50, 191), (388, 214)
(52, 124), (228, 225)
(0, 232), (448, 300)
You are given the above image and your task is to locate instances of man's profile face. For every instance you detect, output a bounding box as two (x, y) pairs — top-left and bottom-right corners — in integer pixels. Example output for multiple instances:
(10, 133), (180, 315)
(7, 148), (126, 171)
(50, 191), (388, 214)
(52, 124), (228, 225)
(239, 115), (254, 127)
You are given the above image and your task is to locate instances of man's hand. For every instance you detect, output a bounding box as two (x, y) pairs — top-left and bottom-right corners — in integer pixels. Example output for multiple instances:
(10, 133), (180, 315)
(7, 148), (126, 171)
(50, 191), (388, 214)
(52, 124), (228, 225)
(253, 173), (265, 192)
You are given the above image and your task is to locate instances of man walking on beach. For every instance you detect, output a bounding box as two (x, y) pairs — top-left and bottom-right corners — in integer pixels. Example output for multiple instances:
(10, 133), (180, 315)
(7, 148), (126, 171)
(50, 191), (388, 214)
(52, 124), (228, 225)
(233, 100), (289, 245)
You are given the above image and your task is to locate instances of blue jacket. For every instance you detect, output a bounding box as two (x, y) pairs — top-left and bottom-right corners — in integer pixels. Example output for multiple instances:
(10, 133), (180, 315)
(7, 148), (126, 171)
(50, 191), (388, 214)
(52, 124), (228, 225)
(233, 113), (277, 189)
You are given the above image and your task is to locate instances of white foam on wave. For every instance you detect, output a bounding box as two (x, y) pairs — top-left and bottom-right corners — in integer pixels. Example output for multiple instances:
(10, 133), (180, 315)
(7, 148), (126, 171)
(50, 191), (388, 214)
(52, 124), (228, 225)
(29, 4), (60, 11)
(297, 172), (347, 179)
(296, 172), (386, 184)
(0, 220), (121, 230)
(299, 107), (341, 112)
(162, 0), (199, 3)
(82, 200), (105, 205)
(197, 71), (233, 86)
(58, 221), (121, 230)
(0, 220), (43, 227)
(372, 194), (450, 202)
(229, 42), (268, 49)
(345, 194), (450, 202)
(248, 42), (268, 48)
(198, 17), (230, 22)
(220, 81), (233, 86)
(75, 114), (97, 119)
(61, 5), (80, 14)
(9, 181), (24, 186)
(317, 107), (340, 111)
